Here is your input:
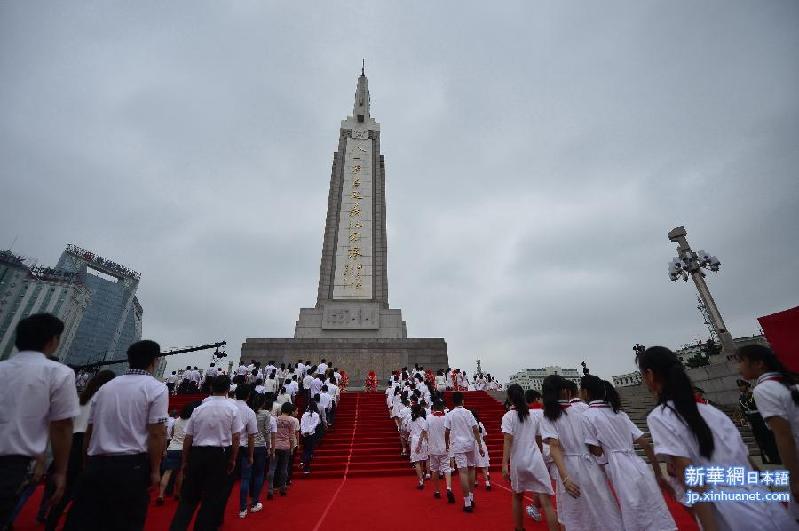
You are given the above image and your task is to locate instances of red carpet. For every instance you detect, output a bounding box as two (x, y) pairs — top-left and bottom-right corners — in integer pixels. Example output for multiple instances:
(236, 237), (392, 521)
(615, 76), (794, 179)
(12, 391), (699, 530)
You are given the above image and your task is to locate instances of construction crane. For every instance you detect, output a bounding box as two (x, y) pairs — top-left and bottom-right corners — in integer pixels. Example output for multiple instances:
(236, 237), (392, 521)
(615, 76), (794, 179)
(73, 341), (227, 371)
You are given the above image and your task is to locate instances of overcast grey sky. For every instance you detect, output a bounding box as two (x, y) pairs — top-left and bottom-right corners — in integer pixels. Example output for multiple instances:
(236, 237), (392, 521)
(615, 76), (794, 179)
(1, 1), (797, 381)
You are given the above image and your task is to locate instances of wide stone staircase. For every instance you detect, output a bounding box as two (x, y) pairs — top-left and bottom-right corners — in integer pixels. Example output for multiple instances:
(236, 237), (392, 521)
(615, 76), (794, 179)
(616, 384), (762, 465)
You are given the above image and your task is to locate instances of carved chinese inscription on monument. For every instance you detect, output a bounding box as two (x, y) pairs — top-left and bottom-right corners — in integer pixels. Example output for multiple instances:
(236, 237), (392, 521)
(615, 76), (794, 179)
(332, 134), (373, 299)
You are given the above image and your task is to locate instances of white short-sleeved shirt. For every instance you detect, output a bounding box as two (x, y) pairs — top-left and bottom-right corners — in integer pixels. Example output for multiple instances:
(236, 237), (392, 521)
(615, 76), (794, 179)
(73, 400), (94, 434)
(234, 400), (258, 446)
(263, 378), (278, 394)
(301, 411), (321, 435)
(168, 417), (189, 451)
(328, 383), (339, 401)
(310, 378), (323, 396)
(0, 351), (80, 457)
(88, 372), (169, 456)
(317, 363), (328, 375)
(302, 375), (314, 390)
(185, 396), (243, 447)
(426, 413), (448, 455)
(409, 416), (427, 439)
(444, 406), (478, 454)
(319, 392), (332, 410)
(753, 374), (799, 451)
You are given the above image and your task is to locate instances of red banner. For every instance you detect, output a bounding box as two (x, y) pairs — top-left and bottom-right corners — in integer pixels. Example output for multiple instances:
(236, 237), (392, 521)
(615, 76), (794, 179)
(758, 306), (799, 373)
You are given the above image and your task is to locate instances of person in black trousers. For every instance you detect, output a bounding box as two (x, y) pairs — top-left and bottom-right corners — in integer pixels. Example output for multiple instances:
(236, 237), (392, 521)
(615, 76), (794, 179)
(64, 341), (168, 531)
(169, 376), (242, 531)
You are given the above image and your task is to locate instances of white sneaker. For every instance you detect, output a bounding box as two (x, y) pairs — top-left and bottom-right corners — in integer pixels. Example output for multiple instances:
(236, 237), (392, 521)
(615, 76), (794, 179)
(424, 473), (431, 480)
(250, 502), (263, 513)
(239, 510), (248, 519)
(526, 504), (542, 521)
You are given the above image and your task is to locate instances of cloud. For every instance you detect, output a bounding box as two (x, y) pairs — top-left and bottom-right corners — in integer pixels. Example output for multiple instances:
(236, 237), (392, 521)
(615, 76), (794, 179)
(1, 0), (797, 381)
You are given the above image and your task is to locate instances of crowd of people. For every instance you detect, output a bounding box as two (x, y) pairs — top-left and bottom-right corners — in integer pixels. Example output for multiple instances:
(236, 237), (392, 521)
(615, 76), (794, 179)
(384, 366), (493, 512)
(493, 346), (799, 531)
(0, 313), (345, 531)
(2, 312), (799, 531)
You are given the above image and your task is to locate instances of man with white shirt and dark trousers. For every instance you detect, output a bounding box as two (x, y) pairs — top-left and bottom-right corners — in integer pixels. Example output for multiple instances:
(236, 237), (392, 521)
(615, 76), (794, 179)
(231, 385), (257, 520)
(64, 339), (168, 530)
(170, 375), (242, 531)
(0, 314), (79, 530)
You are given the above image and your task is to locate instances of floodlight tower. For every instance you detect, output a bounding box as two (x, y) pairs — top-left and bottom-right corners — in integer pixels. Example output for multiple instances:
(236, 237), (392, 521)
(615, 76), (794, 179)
(667, 226), (735, 354)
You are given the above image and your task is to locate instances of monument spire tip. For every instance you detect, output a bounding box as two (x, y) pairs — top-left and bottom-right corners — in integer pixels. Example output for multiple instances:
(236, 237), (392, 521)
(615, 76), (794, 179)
(362, 59), (365, 76)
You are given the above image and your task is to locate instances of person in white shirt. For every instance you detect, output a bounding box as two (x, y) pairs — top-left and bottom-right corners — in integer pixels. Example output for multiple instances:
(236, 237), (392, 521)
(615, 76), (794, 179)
(263, 371), (278, 399)
(444, 392), (485, 512)
(409, 405), (430, 489)
(45, 369), (117, 530)
(420, 400), (455, 503)
(317, 360), (328, 376)
(302, 370), (315, 402)
(232, 385), (258, 520)
(580, 375), (676, 531)
(326, 379), (339, 426)
(165, 371), (178, 395)
(300, 402), (322, 474)
(65, 340), (169, 531)
(398, 399), (412, 456)
(319, 386), (333, 424)
(501, 384), (557, 531)
(236, 364), (249, 377)
(739, 344), (799, 520)
(169, 375), (243, 531)
(638, 346), (796, 531)
(286, 377), (299, 399)
(157, 402), (197, 506)
(0, 314), (80, 529)
(310, 374), (324, 399)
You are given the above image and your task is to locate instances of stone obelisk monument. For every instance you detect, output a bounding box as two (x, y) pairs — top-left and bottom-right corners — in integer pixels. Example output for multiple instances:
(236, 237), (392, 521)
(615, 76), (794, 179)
(243, 67), (448, 385)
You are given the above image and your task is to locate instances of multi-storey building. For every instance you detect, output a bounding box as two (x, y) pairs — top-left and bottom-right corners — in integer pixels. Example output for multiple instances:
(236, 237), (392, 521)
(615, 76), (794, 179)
(612, 370), (642, 387)
(0, 250), (91, 360)
(508, 366), (581, 391)
(56, 244), (142, 372)
(0, 245), (142, 371)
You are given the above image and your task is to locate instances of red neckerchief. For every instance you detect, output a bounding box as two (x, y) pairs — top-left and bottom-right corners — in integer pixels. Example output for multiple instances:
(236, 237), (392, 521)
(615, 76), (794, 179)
(693, 392), (708, 404)
(589, 401), (609, 408)
(528, 403), (543, 410)
(758, 372), (784, 384)
(558, 400), (571, 410)
(432, 411), (445, 417)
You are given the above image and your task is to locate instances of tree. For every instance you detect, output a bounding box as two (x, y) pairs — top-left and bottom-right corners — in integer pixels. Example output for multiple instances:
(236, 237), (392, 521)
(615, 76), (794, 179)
(685, 351), (710, 368)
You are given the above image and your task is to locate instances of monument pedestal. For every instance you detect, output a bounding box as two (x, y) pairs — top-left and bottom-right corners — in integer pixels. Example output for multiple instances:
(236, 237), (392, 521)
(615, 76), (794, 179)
(241, 337), (447, 387)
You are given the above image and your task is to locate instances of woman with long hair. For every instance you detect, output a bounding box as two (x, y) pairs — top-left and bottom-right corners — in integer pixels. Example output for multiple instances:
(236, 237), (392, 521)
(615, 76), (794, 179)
(409, 404), (429, 489)
(738, 344), (799, 519)
(541, 375), (622, 530)
(501, 384), (556, 531)
(639, 346), (795, 530)
(44, 370), (116, 530)
(580, 375), (676, 531)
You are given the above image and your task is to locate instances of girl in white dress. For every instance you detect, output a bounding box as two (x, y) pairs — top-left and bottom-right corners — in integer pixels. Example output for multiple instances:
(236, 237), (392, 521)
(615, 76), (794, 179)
(581, 375), (676, 531)
(638, 346), (797, 531)
(391, 388), (403, 431)
(501, 384), (557, 531)
(540, 375), (623, 531)
(409, 404), (429, 489)
(738, 344), (799, 520)
(471, 411), (492, 490)
(435, 369), (447, 393)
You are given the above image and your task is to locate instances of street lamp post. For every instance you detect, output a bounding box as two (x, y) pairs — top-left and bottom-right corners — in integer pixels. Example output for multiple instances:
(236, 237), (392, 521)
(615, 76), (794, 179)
(667, 226), (735, 355)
